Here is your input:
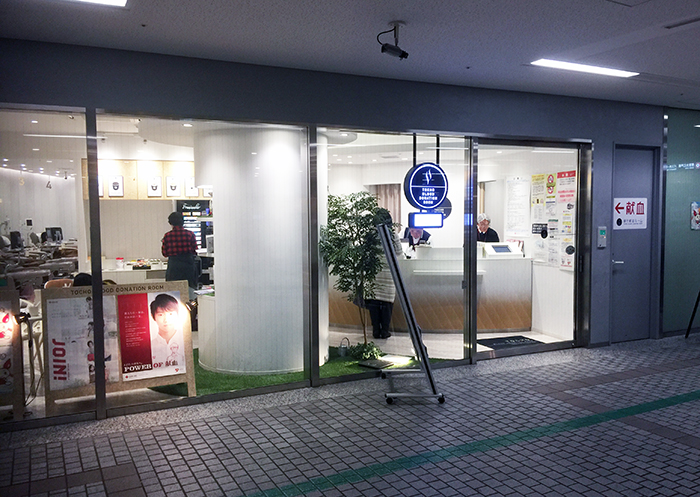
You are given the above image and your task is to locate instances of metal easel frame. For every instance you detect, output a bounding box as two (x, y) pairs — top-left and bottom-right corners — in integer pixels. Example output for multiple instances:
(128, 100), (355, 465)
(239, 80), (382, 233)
(685, 288), (700, 339)
(376, 223), (445, 404)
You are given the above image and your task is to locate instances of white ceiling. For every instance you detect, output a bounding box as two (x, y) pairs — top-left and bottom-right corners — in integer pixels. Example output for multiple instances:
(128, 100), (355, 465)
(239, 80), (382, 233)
(2, 0), (700, 110)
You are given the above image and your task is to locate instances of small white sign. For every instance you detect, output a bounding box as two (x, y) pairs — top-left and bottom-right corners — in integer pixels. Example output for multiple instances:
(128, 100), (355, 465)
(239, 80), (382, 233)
(613, 197), (647, 230)
(185, 177), (199, 198)
(108, 175), (124, 197)
(148, 176), (162, 197)
(166, 176), (181, 197)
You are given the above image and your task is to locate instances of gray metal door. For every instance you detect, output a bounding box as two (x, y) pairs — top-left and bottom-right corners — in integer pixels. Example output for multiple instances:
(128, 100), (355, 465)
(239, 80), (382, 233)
(610, 146), (656, 342)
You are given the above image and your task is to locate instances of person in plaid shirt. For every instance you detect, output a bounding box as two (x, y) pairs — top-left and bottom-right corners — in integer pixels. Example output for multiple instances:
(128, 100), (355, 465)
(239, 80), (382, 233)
(162, 212), (198, 289)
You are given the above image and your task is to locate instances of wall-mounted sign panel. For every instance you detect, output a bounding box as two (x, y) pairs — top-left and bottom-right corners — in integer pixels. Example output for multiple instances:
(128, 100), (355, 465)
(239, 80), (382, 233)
(403, 162), (448, 210)
(108, 175), (124, 197)
(691, 201), (700, 230)
(409, 211), (443, 228)
(613, 197), (647, 230)
(148, 176), (162, 197)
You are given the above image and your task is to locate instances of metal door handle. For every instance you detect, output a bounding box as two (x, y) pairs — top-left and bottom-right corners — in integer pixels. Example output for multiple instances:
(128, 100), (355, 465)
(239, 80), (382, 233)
(612, 260), (625, 265)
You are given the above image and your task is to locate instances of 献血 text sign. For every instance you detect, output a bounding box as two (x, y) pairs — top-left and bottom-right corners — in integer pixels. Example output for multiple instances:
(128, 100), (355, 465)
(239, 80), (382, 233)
(613, 197), (647, 230)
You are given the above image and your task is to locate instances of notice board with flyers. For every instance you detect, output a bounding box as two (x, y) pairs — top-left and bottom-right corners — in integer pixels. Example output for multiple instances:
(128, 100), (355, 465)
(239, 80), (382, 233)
(42, 281), (195, 416)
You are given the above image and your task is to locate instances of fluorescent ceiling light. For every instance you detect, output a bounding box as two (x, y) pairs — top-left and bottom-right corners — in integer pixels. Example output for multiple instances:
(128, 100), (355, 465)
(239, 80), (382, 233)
(24, 133), (86, 139)
(531, 149), (575, 154)
(531, 59), (639, 78)
(63, 0), (128, 6)
(426, 146), (470, 150)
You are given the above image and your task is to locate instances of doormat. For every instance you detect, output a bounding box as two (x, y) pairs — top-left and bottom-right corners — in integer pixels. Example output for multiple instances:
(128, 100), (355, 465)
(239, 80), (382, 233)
(477, 335), (543, 350)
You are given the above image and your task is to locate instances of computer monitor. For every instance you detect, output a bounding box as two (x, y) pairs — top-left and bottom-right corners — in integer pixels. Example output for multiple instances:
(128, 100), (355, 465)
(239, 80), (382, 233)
(10, 231), (23, 249)
(482, 242), (524, 258)
(45, 227), (63, 243)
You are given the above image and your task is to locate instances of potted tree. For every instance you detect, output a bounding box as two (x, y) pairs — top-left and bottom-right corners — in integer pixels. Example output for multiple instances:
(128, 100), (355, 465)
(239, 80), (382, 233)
(319, 191), (385, 351)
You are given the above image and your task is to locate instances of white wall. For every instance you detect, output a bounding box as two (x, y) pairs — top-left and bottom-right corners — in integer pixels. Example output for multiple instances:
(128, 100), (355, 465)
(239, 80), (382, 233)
(98, 199), (173, 260)
(0, 168), (80, 243)
(196, 126), (306, 374)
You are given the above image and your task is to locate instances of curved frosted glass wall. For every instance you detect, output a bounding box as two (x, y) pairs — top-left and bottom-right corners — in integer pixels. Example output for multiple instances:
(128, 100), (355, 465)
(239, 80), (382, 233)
(195, 124), (307, 373)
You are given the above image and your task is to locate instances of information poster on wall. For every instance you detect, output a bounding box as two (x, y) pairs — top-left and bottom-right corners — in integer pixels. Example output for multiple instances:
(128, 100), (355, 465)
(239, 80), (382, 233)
(108, 175), (124, 197)
(560, 236), (575, 270)
(557, 170), (577, 236)
(166, 176), (181, 197)
(506, 176), (531, 237)
(691, 201), (700, 230)
(530, 170), (577, 268)
(545, 173), (557, 220)
(547, 219), (559, 266)
(148, 176), (162, 197)
(186, 177), (199, 198)
(45, 293), (120, 391)
(119, 290), (186, 381)
(533, 238), (547, 263)
(531, 174), (546, 224)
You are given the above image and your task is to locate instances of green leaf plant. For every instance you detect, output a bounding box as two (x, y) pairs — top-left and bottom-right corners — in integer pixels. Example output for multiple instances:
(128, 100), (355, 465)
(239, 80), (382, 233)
(319, 192), (385, 344)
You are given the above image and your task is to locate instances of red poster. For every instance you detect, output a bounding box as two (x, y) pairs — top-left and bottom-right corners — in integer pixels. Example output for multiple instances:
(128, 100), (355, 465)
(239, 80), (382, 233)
(118, 293), (153, 376)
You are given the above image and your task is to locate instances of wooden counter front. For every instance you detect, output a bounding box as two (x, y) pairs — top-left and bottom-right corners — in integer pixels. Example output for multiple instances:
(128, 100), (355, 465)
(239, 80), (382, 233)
(328, 257), (532, 333)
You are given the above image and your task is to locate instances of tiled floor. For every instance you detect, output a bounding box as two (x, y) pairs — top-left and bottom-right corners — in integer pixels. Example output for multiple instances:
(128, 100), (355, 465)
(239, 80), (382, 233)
(3, 334), (700, 496)
(329, 329), (568, 360)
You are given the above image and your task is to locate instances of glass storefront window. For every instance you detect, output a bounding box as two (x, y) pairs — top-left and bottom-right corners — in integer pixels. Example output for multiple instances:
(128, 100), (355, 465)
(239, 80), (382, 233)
(319, 129), (470, 376)
(0, 108), (90, 421)
(0, 107), (588, 425)
(94, 114), (309, 409)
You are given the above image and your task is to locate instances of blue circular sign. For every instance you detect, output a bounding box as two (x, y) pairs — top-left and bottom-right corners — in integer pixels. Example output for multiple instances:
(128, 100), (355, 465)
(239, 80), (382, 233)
(403, 162), (448, 210)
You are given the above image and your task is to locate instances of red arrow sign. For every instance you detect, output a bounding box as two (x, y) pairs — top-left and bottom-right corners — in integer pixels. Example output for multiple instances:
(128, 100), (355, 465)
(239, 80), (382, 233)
(615, 202), (623, 214)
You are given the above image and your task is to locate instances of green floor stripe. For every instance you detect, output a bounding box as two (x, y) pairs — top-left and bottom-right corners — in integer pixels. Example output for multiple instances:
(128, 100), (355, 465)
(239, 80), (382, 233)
(245, 389), (700, 497)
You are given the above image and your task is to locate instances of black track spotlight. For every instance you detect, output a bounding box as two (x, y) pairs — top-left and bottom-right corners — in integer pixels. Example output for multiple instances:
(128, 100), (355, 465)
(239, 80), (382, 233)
(377, 21), (408, 60)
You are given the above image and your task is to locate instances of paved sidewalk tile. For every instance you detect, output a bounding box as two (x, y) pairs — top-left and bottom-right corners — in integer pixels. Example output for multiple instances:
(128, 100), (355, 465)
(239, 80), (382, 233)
(2, 336), (700, 496)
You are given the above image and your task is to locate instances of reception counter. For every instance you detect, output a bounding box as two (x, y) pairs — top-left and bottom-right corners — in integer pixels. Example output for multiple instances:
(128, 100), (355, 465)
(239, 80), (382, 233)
(102, 261), (167, 285)
(328, 247), (532, 333)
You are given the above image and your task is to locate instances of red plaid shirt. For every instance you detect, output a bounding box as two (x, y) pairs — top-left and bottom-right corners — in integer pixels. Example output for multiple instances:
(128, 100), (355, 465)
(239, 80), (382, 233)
(161, 226), (197, 257)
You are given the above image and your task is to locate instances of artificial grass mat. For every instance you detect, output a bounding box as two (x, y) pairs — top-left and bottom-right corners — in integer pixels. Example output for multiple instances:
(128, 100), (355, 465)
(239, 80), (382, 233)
(151, 346), (444, 397)
(151, 347), (367, 396)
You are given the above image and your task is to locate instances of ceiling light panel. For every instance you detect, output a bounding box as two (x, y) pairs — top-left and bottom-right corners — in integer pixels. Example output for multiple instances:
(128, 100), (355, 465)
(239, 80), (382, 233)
(531, 59), (639, 78)
(60, 0), (128, 6)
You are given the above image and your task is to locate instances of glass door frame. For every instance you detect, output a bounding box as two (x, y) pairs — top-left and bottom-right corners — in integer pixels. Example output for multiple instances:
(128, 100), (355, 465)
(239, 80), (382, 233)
(466, 137), (593, 362)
